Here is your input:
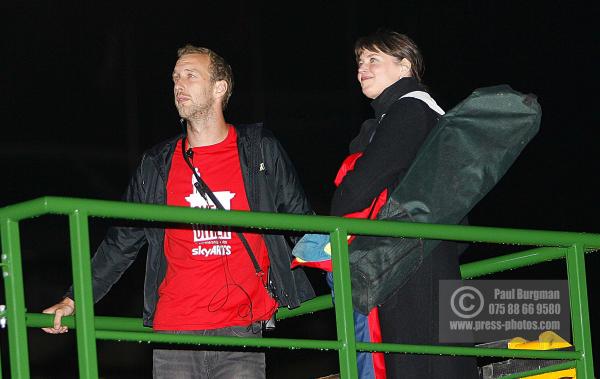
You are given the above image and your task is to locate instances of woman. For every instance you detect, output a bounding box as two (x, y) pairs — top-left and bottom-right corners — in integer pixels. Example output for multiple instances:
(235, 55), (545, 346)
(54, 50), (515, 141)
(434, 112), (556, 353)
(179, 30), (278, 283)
(331, 29), (479, 379)
(293, 29), (479, 378)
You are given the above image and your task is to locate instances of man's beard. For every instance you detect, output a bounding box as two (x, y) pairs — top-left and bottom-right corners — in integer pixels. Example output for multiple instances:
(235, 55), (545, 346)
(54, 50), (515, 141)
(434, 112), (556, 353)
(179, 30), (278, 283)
(177, 87), (215, 121)
(178, 97), (215, 121)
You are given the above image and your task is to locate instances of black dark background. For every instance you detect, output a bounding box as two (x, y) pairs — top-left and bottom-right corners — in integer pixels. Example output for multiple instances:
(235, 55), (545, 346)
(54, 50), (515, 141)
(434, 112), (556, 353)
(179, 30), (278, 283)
(1, 1), (598, 378)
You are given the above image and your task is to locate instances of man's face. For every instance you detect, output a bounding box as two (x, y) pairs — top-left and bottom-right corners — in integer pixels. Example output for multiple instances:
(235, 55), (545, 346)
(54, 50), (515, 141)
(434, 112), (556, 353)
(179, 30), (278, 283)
(172, 53), (215, 120)
(357, 49), (407, 99)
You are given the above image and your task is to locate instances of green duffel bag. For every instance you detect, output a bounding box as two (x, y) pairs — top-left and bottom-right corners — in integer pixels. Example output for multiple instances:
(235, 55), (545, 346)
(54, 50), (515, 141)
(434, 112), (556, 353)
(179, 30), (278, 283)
(350, 84), (542, 314)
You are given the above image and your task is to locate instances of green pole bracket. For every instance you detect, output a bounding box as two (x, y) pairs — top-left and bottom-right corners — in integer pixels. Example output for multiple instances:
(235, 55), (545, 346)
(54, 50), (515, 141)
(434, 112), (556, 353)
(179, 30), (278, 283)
(0, 218), (30, 379)
(330, 229), (358, 379)
(69, 211), (99, 379)
(1, 197), (599, 378)
(566, 243), (594, 378)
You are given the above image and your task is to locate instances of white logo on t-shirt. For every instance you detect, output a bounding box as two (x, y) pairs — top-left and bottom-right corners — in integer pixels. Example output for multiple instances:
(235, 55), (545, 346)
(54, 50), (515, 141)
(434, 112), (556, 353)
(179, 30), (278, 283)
(184, 170), (236, 243)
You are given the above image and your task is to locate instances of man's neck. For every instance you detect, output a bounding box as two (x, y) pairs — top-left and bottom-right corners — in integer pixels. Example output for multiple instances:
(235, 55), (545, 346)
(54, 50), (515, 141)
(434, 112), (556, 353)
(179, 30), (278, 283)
(185, 112), (229, 147)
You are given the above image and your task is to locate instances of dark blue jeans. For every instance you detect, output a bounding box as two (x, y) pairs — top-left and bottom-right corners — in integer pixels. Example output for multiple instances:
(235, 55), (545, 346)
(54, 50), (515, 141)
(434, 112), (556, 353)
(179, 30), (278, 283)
(153, 324), (265, 379)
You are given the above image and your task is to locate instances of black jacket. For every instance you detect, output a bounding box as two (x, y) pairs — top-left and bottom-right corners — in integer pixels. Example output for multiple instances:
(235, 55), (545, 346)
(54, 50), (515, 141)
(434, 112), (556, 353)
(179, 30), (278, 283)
(67, 123), (315, 327)
(338, 78), (477, 378)
(331, 77), (439, 216)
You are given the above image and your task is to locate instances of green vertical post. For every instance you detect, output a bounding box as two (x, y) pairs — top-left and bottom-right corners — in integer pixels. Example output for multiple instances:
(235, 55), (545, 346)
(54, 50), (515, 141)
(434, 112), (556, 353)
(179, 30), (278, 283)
(566, 243), (594, 378)
(68, 211), (99, 379)
(329, 228), (358, 379)
(0, 218), (30, 378)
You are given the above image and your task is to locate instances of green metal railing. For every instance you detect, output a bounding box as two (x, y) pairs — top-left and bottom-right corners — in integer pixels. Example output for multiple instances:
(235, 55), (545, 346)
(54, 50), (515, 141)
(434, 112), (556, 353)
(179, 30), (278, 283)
(0, 196), (596, 378)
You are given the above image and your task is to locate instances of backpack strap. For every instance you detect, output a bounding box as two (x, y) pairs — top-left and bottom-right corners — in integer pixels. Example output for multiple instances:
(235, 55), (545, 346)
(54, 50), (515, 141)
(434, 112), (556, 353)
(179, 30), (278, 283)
(371, 91), (445, 143)
(399, 91), (445, 115)
(245, 124), (264, 208)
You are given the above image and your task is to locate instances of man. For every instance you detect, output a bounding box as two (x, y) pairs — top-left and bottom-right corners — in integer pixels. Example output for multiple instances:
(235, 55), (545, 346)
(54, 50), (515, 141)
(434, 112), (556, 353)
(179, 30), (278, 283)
(43, 45), (315, 378)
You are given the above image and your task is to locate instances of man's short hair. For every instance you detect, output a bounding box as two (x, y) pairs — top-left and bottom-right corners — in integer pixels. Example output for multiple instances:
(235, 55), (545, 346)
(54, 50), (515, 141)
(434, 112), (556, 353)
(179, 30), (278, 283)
(177, 45), (234, 109)
(354, 29), (424, 83)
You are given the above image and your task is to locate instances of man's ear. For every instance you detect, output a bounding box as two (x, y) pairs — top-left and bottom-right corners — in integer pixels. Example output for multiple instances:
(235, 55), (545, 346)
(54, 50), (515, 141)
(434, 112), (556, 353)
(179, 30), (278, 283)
(213, 80), (228, 99)
(399, 58), (412, 76)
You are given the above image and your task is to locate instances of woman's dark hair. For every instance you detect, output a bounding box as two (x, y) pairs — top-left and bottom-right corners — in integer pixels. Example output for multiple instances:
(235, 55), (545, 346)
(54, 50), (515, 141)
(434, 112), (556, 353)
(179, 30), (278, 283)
(354, 29), (424, 82)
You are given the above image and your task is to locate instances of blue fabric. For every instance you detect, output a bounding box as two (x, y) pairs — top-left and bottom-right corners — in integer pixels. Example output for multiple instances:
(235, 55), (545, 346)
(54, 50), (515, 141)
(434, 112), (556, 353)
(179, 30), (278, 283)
(291, 233), (331, 263)
(326, 272), (375, 379)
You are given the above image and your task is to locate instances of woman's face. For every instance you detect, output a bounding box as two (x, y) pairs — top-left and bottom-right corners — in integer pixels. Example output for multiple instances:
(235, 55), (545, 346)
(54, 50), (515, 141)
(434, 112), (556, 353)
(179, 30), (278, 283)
(357, 49), (410, 99)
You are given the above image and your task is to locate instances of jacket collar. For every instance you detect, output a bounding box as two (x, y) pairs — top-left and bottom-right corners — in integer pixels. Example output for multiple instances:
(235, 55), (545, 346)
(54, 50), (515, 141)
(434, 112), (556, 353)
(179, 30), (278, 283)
(370, 77), (424, 119)
(147, 123), (264, 182)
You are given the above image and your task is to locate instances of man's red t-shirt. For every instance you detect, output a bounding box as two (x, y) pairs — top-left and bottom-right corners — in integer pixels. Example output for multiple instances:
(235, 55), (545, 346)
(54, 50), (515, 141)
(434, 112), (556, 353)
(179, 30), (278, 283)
(153, 125), (277, 330)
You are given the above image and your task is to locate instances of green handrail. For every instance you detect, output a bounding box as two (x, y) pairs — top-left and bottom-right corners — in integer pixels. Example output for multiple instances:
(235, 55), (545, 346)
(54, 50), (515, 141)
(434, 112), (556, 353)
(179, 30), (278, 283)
(1, 196), (596, 378)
